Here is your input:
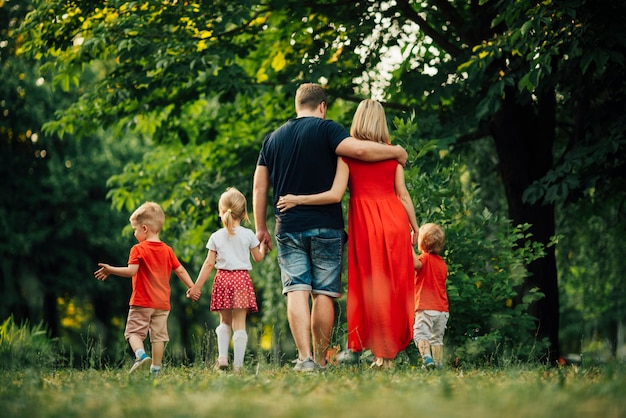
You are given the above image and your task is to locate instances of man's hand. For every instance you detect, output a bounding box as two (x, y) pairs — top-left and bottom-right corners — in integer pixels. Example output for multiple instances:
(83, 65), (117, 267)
(395, 145), (408, 167)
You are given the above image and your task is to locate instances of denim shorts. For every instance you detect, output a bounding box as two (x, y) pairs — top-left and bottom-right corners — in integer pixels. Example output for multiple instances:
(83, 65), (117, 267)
(275, 228), (345, 298)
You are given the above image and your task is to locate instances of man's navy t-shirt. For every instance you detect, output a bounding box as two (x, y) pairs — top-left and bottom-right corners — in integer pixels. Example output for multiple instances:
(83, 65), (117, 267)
(257, 117), (349, 234)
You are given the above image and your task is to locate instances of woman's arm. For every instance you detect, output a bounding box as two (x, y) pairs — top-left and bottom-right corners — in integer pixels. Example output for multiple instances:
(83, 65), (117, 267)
(394, 164), (420, 246)
(251, 242), (267, 262)
(186, 250), (216, 301)
(277, 158), (349, 211)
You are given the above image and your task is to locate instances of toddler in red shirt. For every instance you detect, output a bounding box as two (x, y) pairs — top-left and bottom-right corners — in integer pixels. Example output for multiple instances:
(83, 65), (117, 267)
(413, 223), (449, 369)
(94, 201), (195, 375)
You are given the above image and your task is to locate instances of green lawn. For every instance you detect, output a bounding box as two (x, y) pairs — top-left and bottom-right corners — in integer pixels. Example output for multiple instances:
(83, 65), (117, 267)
(1, 363), (624, 418)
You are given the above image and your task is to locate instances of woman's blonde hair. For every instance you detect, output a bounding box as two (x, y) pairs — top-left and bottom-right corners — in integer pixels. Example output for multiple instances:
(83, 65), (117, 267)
(418, 223), (445, 255)
(350, 99), (390, 144)
(219, 187), (250, 236)
(130, 201), (165, 233)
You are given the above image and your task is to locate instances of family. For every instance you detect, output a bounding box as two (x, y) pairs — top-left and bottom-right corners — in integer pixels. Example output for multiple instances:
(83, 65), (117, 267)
(93, 83), (449, 375)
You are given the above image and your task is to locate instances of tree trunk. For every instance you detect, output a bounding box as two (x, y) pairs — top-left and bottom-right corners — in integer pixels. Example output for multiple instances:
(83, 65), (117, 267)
(490, 85), (561, 365)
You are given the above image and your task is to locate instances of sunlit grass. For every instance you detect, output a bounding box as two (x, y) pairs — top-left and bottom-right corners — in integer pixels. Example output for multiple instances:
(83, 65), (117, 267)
(1, 362), (624, 418)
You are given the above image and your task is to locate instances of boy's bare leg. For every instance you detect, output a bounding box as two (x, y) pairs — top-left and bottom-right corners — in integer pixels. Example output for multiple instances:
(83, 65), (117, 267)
(431, 344), (443, 365)
(128, 335), (145, 355)
(417, 339), (432, 358)
(127, 334), (151, 374)
(151, 341), (164, 366)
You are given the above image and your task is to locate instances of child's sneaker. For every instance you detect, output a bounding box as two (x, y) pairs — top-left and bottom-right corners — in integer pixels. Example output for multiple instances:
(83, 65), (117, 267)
(129, 355), (151, 374)
(422, 356), (435, 369)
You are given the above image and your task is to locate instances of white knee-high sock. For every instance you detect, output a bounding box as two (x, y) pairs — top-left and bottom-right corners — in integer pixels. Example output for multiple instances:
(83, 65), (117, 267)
(216, 323), (232, 359)
(232, 330), (248, 368)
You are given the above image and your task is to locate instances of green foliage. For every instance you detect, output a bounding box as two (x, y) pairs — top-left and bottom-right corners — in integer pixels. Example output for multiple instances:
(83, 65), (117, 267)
(396, 115), (550, 363)
(1, 0), (143, 347)
(460, 0), (626, 206)
(12, 0), (626, 363)
(0, 316), (57, 370)
(18, 0), (267, 142)
(557, 191), (626, 357)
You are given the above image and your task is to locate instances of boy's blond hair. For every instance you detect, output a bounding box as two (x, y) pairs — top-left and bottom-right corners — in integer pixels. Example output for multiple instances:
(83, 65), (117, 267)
(418, 223), (445, 255)
(219, 187), (250, 236)
(130, 202), (165, 233)
(350, 99), (390, 144)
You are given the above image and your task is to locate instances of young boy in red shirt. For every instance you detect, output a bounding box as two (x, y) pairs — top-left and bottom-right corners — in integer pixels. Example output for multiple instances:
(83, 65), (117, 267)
(413, 223), (449, 369)
(95, 201), (195, 375)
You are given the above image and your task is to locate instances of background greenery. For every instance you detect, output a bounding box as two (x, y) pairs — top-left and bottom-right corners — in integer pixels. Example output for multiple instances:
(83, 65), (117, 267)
(1, 0), (624, 369)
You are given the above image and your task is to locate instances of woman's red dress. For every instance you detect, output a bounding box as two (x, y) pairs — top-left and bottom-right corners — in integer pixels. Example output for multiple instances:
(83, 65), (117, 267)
(344, 157), (415, 359)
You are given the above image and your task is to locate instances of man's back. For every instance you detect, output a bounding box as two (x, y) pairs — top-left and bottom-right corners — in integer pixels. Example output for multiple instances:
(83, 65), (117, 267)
(258, 117), (348, 234)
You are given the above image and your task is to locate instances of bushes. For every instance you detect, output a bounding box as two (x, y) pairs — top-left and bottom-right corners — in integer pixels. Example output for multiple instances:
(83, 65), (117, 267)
(0, 316), (57, 370)
(395, 115), (551, 365)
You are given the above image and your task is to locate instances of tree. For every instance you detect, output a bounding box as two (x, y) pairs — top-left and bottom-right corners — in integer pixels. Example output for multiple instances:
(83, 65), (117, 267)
(17, 0), (626, 365)
(1, 0), (149, 364)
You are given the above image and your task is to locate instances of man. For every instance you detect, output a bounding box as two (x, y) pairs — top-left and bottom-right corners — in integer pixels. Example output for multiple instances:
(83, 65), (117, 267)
(253, 83), (407, 372)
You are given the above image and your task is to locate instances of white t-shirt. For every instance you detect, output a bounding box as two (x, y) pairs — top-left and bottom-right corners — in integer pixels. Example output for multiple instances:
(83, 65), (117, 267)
(207, 226), (260, 271)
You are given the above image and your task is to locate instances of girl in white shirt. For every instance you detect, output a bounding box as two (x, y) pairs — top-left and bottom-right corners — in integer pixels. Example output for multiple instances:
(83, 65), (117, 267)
(187, 187), (267, 372)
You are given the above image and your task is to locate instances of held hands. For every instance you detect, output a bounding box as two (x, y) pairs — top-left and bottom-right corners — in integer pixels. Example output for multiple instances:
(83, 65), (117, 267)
(186, 285), (201, 302)
(256, 230), (273, 253)
(411, 229), (419, 247)
(276, 195), (299, 212)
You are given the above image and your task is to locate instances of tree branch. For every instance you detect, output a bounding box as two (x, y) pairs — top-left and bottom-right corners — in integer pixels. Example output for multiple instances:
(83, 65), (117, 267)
(393, 0), (464, 58)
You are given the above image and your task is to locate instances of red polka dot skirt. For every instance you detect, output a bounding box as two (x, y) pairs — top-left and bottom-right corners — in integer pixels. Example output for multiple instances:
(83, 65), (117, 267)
(210, 270), (258, 313)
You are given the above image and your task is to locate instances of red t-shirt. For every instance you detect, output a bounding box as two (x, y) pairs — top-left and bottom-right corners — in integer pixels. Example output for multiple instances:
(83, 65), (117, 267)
(127, 240), (181, 311)
(414, 252), (448, 312)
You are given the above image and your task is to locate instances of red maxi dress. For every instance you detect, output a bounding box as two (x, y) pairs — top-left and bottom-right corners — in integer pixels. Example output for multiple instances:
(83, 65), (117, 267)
(344, 157), (415, 359)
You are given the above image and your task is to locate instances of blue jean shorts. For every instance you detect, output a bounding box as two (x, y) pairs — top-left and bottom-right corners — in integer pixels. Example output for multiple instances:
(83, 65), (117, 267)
(275, 228), (345, 298)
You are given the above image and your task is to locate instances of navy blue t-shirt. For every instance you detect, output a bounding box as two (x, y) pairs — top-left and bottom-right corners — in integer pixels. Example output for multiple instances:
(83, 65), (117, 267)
(257, 117), (349, 234)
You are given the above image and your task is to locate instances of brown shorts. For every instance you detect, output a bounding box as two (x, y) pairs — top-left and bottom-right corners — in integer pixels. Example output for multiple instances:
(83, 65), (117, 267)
(124, 306), (170, 343)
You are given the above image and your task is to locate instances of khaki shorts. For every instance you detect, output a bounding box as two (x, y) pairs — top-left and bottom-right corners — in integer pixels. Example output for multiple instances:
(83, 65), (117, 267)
(413, 310), (449, 346)
(124, 306), (170, 343)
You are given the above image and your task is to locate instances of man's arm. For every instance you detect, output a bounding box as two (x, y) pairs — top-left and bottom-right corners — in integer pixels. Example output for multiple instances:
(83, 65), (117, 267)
(253, 165), (273, 251)
(335, 137), (408, 167)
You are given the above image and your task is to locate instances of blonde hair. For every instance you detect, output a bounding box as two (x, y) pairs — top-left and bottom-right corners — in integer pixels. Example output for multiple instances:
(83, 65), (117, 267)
(295, 83), (327, 113)
(130, 202), (165, 233)
(350, 99), (390, 144)
(219, 187), (250, 236)
(418, 223), (445, 255)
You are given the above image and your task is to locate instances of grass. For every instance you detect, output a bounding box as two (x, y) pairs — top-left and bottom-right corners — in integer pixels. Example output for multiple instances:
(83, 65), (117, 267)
(1, 362), (624, 418)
